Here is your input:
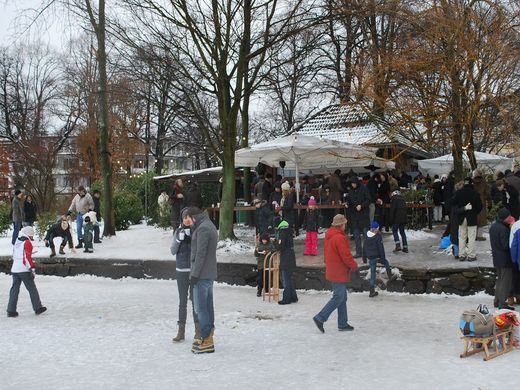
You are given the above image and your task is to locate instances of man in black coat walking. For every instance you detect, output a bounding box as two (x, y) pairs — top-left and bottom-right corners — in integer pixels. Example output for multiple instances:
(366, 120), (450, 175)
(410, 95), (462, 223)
(346, 176), (370, 258)
(489, 208), (515, 310)
(451, 177), (483, 262)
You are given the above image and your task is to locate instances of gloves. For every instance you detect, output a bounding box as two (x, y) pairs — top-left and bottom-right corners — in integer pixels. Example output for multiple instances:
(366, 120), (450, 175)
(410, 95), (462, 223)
(190, 276), (199, 287)
(464, 203), (472, 211)
(30, 268), (36, 279)
(356, 205), (362, 211)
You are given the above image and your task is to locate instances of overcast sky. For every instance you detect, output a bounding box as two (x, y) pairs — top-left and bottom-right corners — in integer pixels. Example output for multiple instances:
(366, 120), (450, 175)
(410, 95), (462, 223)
(0, 0), (74, 49)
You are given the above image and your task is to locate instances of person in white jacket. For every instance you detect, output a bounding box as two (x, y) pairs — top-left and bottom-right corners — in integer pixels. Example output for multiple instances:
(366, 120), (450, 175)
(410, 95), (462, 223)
(6, 226), (47, 317)
(67, 186), (95, 248)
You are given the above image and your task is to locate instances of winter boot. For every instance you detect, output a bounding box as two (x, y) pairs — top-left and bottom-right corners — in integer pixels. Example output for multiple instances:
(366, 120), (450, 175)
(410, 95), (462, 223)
(393, 243), (401, 253)
(369, 288), (379, 298)
(59, 245), (66, 255)
(50, 248), (56, 258)
(402, 246), (409, 253)
(75, 239), (83, 249)
(192, 334), (214, 354)
(172, 323), (186, 342)
(192, 322), (202, 345)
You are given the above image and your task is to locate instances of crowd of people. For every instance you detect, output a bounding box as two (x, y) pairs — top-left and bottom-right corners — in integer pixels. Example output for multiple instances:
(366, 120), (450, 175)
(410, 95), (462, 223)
(6, 165), (520, 354)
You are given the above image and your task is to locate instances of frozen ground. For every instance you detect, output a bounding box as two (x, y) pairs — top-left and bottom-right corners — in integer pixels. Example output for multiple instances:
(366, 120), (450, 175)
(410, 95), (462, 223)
(0, 274), (518, 390)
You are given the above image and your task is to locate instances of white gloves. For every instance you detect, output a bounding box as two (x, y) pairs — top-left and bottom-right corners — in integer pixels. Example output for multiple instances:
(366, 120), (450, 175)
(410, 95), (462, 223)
(464, 203), (472, 211)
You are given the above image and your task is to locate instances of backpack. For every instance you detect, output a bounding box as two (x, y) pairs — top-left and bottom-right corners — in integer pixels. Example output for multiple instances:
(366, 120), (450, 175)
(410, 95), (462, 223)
(459, 304), (494, 337)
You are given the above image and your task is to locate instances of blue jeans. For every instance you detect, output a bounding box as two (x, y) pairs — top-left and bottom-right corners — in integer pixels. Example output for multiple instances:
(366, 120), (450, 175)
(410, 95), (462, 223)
(76, 213), (84, 242)
(314, 282), (348, 328)
(392, 224), (408, 247)
(369, 258), (391, 288)
(352, 226), (368, 256)
(281, 269), (298, 303)
(193, 279), (214, 339)
(11, 222), (22, 245)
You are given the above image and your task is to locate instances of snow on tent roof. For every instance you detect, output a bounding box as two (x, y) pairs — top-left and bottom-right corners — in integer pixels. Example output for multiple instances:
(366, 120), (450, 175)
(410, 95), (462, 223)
(298, 104), (417, 147)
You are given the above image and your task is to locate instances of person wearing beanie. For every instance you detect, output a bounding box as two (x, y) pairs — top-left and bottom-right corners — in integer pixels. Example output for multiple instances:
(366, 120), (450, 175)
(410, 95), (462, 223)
(170, 207), (200, 343)
(254, 232), (273, 297)
(276, 219), (298, 305)
(269, 182), (283, 214)
(279, 182), (296, 235)
(7, 226), (47, 317)
(362, 221), (394, 297)
(254, 198), (273, 237)
(304, 196), (319, 256)
(472, 170), (492, 241)
(432, 175), (444, 223)
(82, 215), (95, 253)
(313, 214), (358, 333)
(44, 216), (76, 258)
(11, 189), (25, 245)
(489, 207), (515, 310)
(451, 177), (483, 262)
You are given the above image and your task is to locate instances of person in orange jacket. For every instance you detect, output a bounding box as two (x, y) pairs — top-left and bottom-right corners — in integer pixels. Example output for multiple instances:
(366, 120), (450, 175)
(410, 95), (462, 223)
(313, 214), (359, 333)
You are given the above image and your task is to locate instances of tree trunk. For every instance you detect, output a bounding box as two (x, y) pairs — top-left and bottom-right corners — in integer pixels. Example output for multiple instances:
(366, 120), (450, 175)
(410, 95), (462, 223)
(219, 141), (236, 240)
(93, 0), (115, 236)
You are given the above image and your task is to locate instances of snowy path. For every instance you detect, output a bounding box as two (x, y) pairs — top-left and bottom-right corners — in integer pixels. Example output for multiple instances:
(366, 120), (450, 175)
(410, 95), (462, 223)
(1, 274), (518, 390)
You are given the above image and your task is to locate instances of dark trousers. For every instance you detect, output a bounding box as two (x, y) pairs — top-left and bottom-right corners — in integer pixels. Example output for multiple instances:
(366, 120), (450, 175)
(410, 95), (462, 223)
(392, 224), (408, 247)
(11, 222), (21, 245)
(94, 225), (100, 242)
(494, 267), (513, 308)
(281, 269), (298, 303)
(176, 271), (198, 325)
(7, 272), (43, 313)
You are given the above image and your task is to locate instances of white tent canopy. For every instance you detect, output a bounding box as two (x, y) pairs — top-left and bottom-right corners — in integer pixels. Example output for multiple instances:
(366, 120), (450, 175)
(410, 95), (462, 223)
(235, 134), (395, 201)
(418, 151), (513, 176)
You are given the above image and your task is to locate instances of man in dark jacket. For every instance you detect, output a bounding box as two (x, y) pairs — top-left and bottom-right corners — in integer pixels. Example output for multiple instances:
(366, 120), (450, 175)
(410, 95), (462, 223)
(184, 207), (218, 354)
(92, 190), (102, 243)
(493, 179), (520, 219)
(489, 208), (515, 310)
(451, 177), (483, 262)
(254, 199), (273, 236)
(389, 190), (408, 252)
(44, 218), (75, 258)
(346, 176), (370, 258)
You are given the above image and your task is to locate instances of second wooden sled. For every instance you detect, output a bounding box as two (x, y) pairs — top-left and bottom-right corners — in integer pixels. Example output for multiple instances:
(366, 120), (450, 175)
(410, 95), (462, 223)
(262, 251), (280, 303)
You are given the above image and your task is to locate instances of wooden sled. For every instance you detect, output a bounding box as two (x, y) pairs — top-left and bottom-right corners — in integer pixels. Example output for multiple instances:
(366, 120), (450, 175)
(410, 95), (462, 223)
(460, 329), (513, 361)
(262, 251), (280, 303)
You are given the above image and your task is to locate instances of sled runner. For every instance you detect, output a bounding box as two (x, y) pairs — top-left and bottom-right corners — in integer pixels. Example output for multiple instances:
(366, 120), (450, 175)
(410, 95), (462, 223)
(263, 251), (280, 303)
(460, 329), (513, 361)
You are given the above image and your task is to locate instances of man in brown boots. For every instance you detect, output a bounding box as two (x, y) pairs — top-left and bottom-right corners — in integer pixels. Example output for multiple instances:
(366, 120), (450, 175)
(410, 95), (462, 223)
(183, 207), (218, 354)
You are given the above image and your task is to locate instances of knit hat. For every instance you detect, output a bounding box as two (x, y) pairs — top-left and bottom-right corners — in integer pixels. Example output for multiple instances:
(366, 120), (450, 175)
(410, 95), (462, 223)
(20, 226), (34, 238)
(278, 220), (289, 229)
(331, 214), (347, 226)
(181, 207), (189, 220)
(308, 196), (317, 206)
(350, 176), (359, 184)
(260, 232), (270, 241)
(274, 181), (282, 189)
(370, 221), (380, 229)
(281, 181), (291, 191)
(497, 207), (511, 221)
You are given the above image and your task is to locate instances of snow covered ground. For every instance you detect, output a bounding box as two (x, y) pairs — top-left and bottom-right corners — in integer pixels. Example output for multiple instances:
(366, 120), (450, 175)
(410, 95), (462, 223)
(1, 273), (518, 390)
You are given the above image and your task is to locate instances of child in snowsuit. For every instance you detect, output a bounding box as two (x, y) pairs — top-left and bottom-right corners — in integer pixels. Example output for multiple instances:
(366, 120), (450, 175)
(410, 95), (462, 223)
(363, 221), (394, 298)
(254, 232), (273, 297)
(7, 226), (47, 317)
(304, 196), (319, 256)
(83, 216), (95, 253)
